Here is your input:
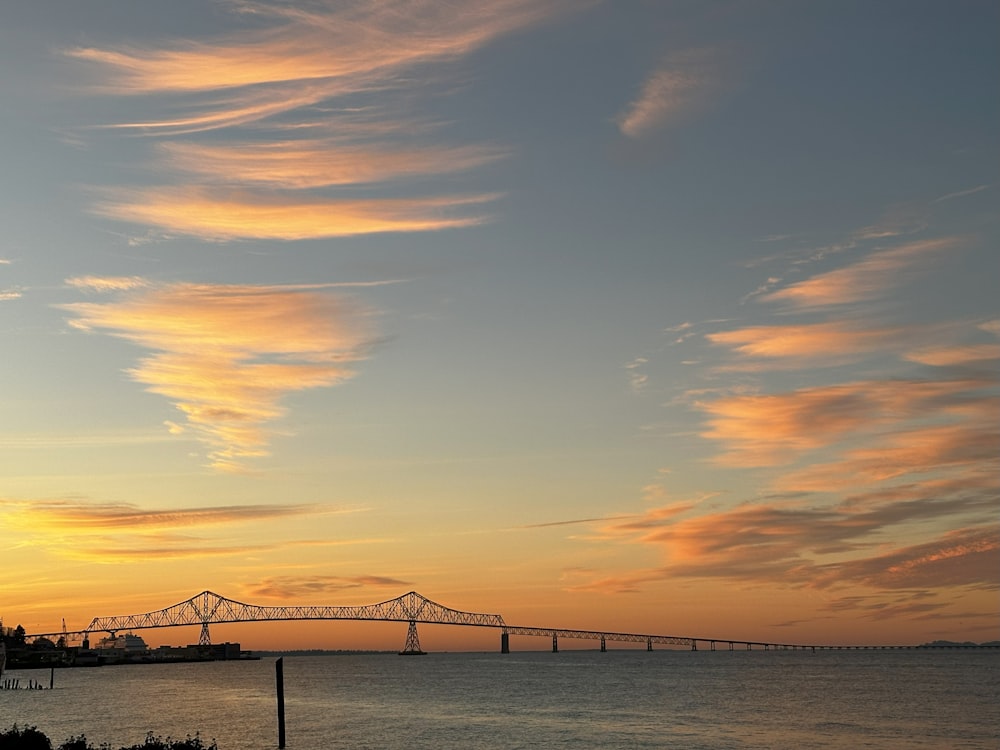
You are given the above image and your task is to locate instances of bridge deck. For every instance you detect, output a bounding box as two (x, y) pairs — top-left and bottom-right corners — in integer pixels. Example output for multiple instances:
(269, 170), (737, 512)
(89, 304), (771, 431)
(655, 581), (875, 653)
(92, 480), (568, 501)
(27, 589), (983, 651)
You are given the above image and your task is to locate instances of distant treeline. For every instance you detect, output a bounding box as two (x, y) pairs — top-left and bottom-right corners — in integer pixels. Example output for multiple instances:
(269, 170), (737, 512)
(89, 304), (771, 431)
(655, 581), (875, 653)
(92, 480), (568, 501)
(920, 640), (1000, 648)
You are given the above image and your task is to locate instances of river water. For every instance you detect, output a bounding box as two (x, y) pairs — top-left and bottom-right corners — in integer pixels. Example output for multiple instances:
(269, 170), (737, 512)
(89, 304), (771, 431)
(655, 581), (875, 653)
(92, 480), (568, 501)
(2, 650), (998, 749)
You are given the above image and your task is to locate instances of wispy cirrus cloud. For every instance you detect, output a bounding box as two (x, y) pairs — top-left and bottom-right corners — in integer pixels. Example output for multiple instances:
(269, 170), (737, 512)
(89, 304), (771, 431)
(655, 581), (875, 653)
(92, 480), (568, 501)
(903, 320), (1000, 367)
(602, 223), (998, 635)
(0, 497), (360, 562)
(697, 377), (996, 468)
(60, 278), (378, 471)
(519, 514), (637, 530)
(64, 540), (278, 562)
(245, 575), (412, 600)
(1, 498), (321, 531)
(815, 527), (1000, 591)
(578, 500), (997, 595)
(68, 0), (582, 122)
(67, 275), (150, 292)
(66, 0), (585, 241)
(91, 187), (499, 241)
(706, 321), (906, 368)
(932, 184), (991, 203)
(155, 140), (508, 189)
(774, 417), (999, 493)
(905, 341), (1000, 367)
(761, 236), (959, 310)
(617, 48), (725, 138)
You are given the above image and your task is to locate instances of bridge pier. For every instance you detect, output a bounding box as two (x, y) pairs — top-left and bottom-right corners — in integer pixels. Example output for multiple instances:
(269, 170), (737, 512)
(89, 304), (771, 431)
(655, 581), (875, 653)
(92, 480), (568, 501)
(399, 620), (426, 656)
(647, 638), (653, 652)
(600, 636), (606, 652)
(501, 632), (510, 654)
(552, 634), (558, 653)
(691, 640), (698, 651)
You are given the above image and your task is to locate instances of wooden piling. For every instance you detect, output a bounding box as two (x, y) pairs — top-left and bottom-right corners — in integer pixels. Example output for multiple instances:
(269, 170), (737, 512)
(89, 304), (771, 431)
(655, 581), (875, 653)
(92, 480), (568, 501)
(275, 657), (286, 749)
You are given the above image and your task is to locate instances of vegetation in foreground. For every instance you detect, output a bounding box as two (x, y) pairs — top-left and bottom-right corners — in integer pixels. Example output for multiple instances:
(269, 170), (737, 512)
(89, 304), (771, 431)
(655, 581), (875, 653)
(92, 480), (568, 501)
(0, 725), (217, 750)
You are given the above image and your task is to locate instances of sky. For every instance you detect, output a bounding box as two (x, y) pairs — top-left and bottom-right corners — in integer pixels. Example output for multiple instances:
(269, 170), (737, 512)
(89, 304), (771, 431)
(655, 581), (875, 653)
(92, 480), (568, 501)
(1, 0), (997, 652)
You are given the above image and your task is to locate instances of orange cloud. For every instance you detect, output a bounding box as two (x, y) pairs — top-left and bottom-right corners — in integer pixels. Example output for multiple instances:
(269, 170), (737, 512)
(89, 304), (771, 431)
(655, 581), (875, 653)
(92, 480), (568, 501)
(776, 417), (1000, 493)
(67, 0), (583, 130)
(815, 527), (1000, 590)
(61, 280), (378, 470)
(697, 377), (993, 468)
(103, 84), (339, 135)
(245, 575), (412, 600)
(761, 236), (959, 309)
(66, 275), (150, 292)
(2, 498), (320, 531)
(62, 541), (278, 563)
(65, 1), (564, 242)
(905, 343), (1000, 367)
(0, 497), (360, 563)
(157, 140), (507, 189)
(589, 496), (997, 595)
(91, 187), (498, 241)
(706, 321), (905, 367)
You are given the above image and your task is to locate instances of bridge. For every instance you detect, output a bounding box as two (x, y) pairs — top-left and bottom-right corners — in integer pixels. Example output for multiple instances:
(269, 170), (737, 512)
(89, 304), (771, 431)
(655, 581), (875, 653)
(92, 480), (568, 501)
(24, 590), (968, 654)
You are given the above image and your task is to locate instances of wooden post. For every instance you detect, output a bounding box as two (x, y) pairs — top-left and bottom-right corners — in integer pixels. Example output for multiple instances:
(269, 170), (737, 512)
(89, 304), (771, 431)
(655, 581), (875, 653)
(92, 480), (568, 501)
(275, 657), (286, 749)
(50, 667), (54, 689)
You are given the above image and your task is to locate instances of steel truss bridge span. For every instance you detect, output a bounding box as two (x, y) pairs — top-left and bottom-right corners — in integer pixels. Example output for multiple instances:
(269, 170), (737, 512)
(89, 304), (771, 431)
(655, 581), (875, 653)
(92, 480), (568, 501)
(53, 591), (504, 651)
(29, 589), (915, 653)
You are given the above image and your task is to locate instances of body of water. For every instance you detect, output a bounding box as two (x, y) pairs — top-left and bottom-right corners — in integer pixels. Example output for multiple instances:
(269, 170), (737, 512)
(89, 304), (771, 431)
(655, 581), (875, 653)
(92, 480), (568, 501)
(2, 650), (998, 749)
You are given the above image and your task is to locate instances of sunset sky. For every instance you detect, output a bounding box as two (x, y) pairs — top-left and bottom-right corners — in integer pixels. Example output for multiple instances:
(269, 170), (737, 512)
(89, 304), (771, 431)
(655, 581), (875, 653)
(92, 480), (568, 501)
(1, 1), (997, 651)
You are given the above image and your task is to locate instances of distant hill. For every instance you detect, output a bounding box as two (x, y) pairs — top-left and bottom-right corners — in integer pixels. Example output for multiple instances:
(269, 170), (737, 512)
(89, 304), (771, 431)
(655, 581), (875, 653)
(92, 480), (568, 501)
(919, 640), (1000, 648)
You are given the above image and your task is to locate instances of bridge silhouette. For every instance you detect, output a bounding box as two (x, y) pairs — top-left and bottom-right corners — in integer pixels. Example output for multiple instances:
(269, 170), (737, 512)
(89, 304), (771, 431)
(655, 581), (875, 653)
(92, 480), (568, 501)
(26, 590), (946, 654)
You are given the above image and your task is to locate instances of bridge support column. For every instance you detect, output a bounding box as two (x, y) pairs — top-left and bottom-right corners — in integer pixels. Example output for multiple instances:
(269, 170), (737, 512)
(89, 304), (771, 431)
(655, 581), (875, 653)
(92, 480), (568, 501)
(710, 641), (716, 651)
(691, 640), (698, 651)
(728, 642), (734, 651)
(647, 638), (653, 652)
(399, 620), (426, 655)
(552, 634), (558, 653)
(199, 622), (212, 647)
(501, 632), (510, 654)
(600, 636), (606, 652)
